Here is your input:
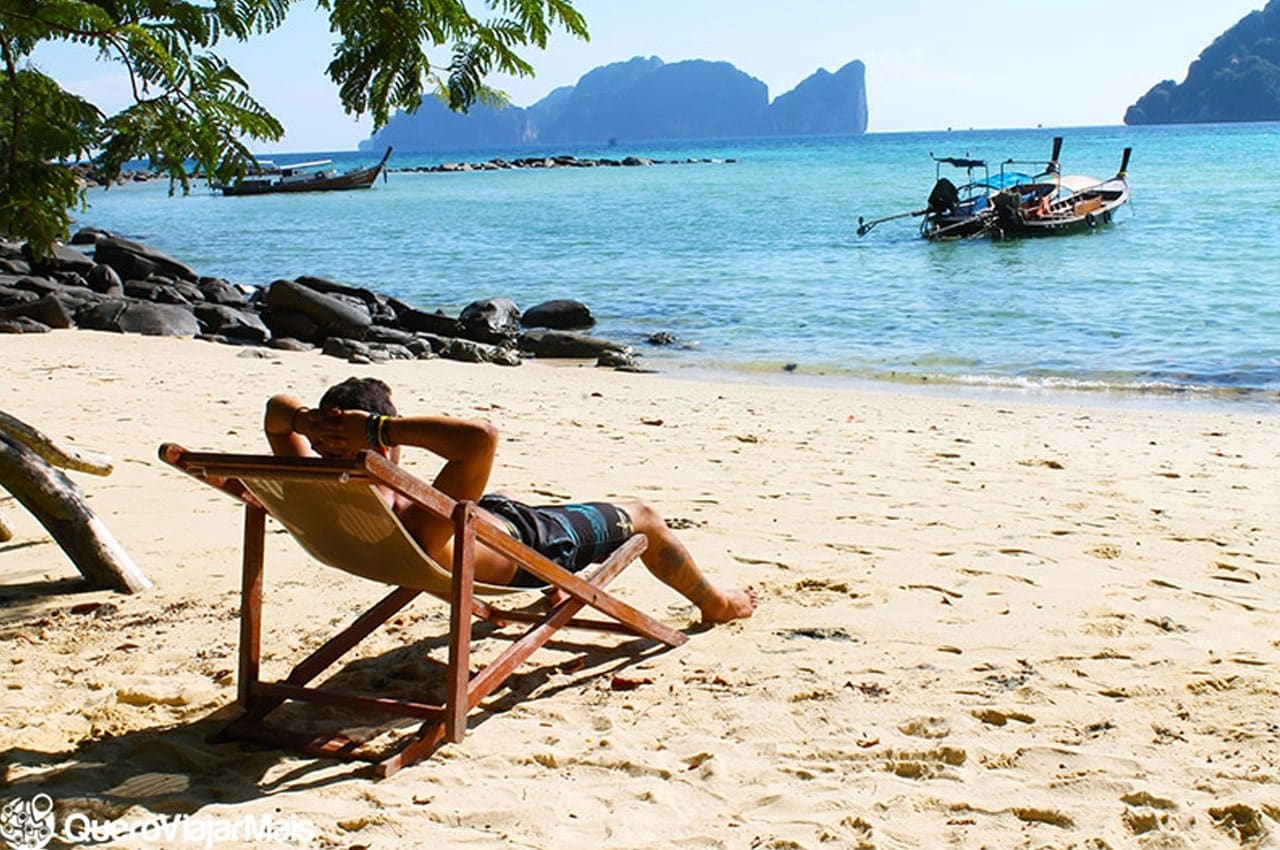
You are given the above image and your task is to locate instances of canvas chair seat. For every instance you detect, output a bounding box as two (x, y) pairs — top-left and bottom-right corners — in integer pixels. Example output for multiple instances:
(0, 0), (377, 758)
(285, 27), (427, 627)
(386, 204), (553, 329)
(159, 444), (686, 778)
(242, 476), (519, 594)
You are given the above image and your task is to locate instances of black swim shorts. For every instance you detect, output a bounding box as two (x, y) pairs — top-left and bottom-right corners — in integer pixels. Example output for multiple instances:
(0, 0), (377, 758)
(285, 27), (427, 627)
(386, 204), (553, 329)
(477, 495), (635, 587)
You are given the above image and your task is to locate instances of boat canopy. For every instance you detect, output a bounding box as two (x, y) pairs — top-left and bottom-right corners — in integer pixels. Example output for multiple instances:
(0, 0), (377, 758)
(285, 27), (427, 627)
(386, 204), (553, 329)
(1058, 174), (1101, 193)
(935, 156), (986, 169)
(977, 171), (1035, 190)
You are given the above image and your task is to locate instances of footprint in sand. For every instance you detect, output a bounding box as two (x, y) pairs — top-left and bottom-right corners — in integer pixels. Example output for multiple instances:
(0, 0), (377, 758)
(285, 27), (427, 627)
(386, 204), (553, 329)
(972, 708), (1035, 727)
(784, 578), (861, 607)
(1011, 808), (1074, 829)
(1208, 804), (1270, 844)
(884, 745), (966, 779)
(898, 716), (950, 739)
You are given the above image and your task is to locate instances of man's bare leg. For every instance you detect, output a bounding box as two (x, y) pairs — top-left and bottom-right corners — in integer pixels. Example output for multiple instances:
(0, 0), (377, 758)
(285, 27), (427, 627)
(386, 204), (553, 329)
(624, 501), (757, 623)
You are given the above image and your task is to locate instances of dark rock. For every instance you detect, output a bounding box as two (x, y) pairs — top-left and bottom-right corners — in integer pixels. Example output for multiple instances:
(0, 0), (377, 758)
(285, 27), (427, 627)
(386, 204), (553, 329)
(491, 348), (521, 367)
(0, 317), (51, 334)
(521, 299), (596, 331)
(437, 338), (520, 366)
(76, 299), (201, 336)
(49, 288), (107, 316)
(198, 277), (248, 307)
(294, 275), (397, 325)
(264, 279), (371, 341)
(85, 264), (124, 295)
(0, 285), (38, 308)
(271, 337), (316, 352)
(596, 349), (639, 369)
(10, 275), (59, 297)
(389, 299), (461, 337)
(409, 332), (450, 355)
(261, 306), (323, 343)
(405, 336), (437, 358)
(70, 227), (111, 246)
(94, 235), (199, 282)
(23, 242), (94, 275)
(169, 278), (205, 302)
(519, 329), (632, 359)
(321, 337), (416, 363)
(365, 325), (417, 345)
(0, 258), (32, 275)
(123, 279), (194, 305)
(194, 303), (271, 343)
(459, 297), (521, 343)
(0, 294), (74, 329)
(647, 331), (679, 346)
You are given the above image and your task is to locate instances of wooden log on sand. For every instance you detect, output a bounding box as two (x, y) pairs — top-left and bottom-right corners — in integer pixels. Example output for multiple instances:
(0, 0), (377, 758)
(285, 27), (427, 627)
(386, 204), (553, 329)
(0, 411), (151, 593)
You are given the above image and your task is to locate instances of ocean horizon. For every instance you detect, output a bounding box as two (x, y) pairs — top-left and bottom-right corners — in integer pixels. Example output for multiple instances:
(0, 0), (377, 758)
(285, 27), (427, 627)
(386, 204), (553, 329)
(76, 122), (1280, 405)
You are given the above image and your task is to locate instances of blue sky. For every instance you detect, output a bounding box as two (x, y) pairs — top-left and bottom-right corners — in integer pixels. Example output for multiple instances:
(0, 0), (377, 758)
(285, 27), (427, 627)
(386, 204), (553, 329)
(33, 1), (1265, 153)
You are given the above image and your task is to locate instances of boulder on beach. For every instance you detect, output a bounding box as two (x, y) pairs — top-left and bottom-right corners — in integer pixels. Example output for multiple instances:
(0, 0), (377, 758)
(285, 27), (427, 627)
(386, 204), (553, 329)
(76, 299), (201, 336)
(94, 236), (199, 283)
(522, 299), (596, 331)
(459, 297), (521, 344)
(263, 279), (372, 342)
(519, 329), (632, 359)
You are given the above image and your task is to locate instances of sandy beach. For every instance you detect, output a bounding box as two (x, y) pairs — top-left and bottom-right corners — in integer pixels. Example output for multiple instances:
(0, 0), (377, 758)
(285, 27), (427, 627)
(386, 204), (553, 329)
(2, 329), (1277, 849)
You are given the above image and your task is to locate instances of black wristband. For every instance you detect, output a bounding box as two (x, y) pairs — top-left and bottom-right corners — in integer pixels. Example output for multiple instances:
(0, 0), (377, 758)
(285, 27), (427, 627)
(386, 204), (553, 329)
(364, 414), (382, 449)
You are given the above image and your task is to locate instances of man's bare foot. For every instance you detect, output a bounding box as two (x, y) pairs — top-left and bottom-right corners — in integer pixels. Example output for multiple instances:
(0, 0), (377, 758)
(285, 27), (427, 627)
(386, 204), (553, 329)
(699, 586), (758, 623)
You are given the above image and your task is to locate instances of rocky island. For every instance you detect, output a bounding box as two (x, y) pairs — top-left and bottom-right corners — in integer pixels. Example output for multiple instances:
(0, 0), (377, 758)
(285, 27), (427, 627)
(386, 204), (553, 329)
(363, 56), (869, 151)
(1125, 0), (1280, 124)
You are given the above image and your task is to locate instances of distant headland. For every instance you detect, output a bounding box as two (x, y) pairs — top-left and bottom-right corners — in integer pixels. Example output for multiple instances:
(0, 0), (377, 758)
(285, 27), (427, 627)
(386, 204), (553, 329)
(360, 56), (868, 152)
(1125, 0), (1280, 125)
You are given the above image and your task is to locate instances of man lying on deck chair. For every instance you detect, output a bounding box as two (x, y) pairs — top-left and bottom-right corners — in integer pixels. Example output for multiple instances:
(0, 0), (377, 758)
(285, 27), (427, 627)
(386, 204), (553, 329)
(264, 377), (757, 624)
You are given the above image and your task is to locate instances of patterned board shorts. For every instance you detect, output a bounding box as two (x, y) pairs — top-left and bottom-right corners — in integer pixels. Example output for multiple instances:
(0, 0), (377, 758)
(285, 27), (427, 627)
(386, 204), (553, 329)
(478, 494), (635, 587)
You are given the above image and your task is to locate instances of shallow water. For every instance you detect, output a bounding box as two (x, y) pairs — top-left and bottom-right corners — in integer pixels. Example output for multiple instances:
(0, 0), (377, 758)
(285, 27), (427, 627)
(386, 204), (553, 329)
(76, 123), (1280, 400)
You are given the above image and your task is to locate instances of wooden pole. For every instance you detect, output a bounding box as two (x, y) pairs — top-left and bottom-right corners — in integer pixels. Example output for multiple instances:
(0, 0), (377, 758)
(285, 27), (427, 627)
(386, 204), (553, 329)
(0, 414), (150, 594)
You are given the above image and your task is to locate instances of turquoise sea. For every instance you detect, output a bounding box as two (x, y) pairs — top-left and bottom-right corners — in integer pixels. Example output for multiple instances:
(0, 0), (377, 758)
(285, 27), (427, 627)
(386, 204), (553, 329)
(74, 123), (1280, 403)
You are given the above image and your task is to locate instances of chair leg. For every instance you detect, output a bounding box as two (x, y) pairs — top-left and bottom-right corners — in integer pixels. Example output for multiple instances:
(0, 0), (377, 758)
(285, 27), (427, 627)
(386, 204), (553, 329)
(445, 502), (476, 743)
(238, 505), (266, 707)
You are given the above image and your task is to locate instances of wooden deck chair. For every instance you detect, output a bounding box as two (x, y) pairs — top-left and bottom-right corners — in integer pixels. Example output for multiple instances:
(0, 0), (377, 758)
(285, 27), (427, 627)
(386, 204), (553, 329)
(158, 443), (687, 778)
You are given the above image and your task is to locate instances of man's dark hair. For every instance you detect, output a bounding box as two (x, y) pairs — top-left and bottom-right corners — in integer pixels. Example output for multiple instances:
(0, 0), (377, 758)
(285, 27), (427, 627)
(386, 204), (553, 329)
(318, 377), (397, 416)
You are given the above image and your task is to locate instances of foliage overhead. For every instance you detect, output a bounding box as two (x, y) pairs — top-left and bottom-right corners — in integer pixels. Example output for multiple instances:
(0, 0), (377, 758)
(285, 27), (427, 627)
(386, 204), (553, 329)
(0, 0), (588, 253)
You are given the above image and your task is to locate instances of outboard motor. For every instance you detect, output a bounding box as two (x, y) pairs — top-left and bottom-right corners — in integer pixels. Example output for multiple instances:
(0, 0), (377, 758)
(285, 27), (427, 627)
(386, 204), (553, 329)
(927, 178), (960, 215)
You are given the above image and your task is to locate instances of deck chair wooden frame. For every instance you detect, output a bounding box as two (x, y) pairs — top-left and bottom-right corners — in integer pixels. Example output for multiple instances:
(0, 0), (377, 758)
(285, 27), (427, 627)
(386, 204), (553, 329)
(159, 443), (686, 778)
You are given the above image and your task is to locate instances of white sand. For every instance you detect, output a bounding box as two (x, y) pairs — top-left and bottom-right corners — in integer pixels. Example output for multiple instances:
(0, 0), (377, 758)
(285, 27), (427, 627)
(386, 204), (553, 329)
(2, 330), (1277, 849)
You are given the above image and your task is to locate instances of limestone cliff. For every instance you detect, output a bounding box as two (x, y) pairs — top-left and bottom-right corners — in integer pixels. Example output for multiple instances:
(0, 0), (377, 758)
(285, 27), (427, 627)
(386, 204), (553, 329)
(1125, 1), (1280, 124)
(365, 56), (868, 152)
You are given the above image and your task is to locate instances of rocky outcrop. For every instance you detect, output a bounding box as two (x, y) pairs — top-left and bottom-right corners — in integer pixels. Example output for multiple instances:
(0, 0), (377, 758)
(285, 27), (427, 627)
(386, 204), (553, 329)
(0, 232), (642, 370)
(367, 55), (868, 152)
(1125, 1), (1280, 124)
(768, 61), (868, 135)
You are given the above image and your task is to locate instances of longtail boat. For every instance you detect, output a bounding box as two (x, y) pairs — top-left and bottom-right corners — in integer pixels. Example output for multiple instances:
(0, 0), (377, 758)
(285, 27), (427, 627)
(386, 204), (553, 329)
(857, 138), (1131, 240)
(217, 147), (392, 196)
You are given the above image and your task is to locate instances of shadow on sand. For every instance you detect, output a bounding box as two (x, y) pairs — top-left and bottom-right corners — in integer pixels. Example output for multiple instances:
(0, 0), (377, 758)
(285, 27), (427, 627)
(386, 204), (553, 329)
(2, 621), (674, 828)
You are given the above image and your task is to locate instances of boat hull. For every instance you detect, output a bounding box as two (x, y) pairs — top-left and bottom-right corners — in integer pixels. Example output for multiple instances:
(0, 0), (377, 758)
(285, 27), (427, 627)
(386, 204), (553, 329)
(218, 147), (392, 197)
(922, 176), (1128, 241)
(987, 177), (1128, 239)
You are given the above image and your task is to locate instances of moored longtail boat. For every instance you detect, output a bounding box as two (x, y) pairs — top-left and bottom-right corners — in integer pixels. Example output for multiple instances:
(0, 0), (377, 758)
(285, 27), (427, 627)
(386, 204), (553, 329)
(857, 138), (1130, 241)
(217, 147), (393, 196)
